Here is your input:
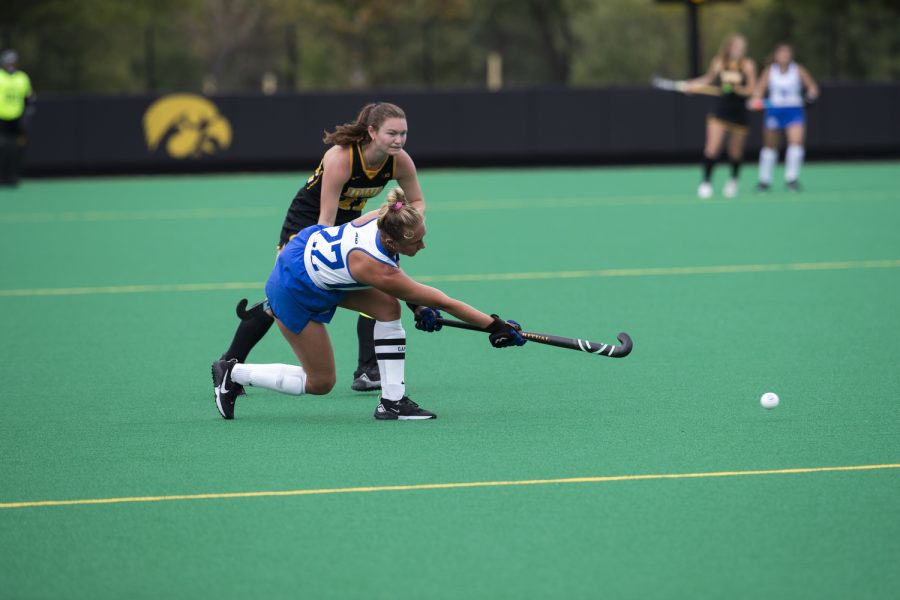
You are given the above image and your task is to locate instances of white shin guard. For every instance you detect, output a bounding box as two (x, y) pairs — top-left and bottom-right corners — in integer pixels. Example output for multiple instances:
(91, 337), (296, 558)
(758, 147), (777, 184)
(785, 144), (805, 182)
(374, 319), (406, 401)
(231, 363), (307, 396)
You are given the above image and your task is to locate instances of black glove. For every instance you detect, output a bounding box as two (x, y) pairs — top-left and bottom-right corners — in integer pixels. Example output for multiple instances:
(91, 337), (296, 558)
(408, 302), (443, 332)
(486, 314), (525, 348)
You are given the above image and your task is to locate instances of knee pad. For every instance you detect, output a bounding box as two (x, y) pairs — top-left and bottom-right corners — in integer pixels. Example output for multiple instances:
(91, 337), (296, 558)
(374, 319), (405, 341)
(274, 364), (307, 395)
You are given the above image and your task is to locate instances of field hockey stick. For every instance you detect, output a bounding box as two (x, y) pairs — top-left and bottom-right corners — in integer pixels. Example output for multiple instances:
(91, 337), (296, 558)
(426, 316), (633, 358)
(653, 76), (801, 112)
(651, 76), (721, 97)
(235, 298), (271, 320)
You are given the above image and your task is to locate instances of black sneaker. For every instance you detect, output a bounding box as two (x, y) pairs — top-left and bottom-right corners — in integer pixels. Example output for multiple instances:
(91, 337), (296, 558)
(374, 396), (437, 420)
(211, 358), (243, 420)
(786, 180), (802, 192)
(219, 354), (247, 396)
(351, 368), (381, 392)
(755, 182), (770, 192)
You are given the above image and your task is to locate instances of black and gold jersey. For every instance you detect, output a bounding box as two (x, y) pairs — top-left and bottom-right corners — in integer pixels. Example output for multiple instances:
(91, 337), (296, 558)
(279, 143), (396, 246)
(712, 59), (750, 126)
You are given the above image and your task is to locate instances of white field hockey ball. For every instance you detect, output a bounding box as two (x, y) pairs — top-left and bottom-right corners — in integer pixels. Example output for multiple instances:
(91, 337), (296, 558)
(760, 392), (780, 409)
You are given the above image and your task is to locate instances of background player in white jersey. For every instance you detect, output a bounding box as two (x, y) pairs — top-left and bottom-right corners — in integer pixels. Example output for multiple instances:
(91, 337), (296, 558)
(751, 43), (820, 191)
(211, 189), (525, 421)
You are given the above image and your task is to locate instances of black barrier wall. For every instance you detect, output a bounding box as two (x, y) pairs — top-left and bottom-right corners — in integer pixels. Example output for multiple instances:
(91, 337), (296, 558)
(23, 84), (900, 174)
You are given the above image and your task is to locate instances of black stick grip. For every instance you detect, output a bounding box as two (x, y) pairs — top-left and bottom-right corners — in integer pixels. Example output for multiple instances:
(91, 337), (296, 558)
(430, 318), (633, 358)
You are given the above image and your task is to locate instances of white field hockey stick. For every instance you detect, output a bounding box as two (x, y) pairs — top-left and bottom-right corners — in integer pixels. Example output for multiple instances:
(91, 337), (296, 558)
(652, 76), (809, 111)
(651, 76), (722, 97)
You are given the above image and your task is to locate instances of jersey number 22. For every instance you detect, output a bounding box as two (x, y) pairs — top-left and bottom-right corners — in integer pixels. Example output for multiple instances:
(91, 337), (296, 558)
(310, 225), (346, 271)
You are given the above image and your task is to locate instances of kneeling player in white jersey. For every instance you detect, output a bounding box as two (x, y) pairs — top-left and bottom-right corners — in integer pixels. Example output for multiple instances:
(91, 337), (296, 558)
(751, 43), (819, 192)
(211, 189), (525, 421)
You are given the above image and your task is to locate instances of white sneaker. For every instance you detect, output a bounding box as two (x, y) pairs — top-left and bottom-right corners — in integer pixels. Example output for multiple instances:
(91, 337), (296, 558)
(723, 178), (739, 198)
(697, 182), (713, 199)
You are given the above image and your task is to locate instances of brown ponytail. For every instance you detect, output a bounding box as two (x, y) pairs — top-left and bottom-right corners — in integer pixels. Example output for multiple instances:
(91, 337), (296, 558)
(323, 102), (406, 146)
(377, 188), (421, 242)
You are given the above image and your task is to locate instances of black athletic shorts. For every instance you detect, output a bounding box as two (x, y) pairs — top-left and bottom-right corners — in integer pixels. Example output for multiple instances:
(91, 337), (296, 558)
(710, 97), (750, 131)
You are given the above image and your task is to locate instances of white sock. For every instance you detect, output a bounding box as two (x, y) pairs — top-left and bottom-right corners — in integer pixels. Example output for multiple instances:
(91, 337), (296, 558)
(758, 147), (777, 184)
(785, 144), (804, 182)
(374, 319), (406, 401)
(231, 363), (307, 396)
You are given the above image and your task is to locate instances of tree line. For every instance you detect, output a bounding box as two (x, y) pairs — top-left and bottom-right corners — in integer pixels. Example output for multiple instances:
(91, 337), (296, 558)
(2, 0), (898, 94)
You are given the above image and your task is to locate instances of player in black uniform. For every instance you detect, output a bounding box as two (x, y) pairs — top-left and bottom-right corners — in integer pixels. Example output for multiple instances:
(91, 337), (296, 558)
(218, 102), (427, 392)
(687, 34), (757, 199)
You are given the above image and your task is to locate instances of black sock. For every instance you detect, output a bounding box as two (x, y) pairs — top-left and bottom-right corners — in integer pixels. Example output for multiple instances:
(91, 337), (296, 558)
(730, 160), (741, 178)
(222, 305), (274, 363)
(355, 315), (378, 378)
(702, 156), (716, 182)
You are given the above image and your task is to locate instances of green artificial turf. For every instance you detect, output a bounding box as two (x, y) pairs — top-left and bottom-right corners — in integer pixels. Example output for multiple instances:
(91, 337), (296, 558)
(1, 162), (899, 599)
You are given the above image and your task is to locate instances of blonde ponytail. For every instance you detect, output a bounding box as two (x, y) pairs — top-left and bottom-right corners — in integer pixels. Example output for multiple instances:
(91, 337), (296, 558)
(377, 188), (421, 241)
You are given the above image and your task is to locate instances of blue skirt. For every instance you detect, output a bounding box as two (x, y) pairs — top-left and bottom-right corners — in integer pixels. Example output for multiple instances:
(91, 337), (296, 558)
(764, 106), (805, 130)
(265, 225), (347, 334)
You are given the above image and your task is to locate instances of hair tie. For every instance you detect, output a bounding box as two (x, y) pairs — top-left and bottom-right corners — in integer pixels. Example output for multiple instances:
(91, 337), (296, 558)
(391, 201), (403, 211)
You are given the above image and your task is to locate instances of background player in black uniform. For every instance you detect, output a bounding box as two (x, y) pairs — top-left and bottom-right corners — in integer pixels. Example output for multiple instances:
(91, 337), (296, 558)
(686, 34), (757, 199)
(218, 102), (427, 392)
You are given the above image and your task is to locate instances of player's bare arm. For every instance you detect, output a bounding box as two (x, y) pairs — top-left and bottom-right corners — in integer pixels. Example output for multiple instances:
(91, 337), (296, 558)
(736, 59), (757, 96)
(348, 254), (494, 329)
(394, 150), (425, 216)
(751, 65), (771, 102)
(686, 58), (720, 90)
(318, 146), (352, 226)
(799, 65), (820, 100)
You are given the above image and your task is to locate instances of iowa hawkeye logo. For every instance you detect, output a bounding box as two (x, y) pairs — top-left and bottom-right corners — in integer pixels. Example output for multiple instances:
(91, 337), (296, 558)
(143, 94), (232, 159)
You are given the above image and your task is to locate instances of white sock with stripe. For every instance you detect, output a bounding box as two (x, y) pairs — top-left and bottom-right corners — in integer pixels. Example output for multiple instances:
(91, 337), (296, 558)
(758, 147), (777, 184)
(231, 363), (307, 395)
(374, 319), (406, 401)
(785, 144), (804, 182)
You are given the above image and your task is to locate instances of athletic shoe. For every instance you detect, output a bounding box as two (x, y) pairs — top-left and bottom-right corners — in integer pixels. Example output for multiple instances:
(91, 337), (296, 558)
(351, 370), (381, 392)
(219, 354), (247, 396)
(755, 182), (770, 192)
(211, 358), (243, 420)
(786, 180), (803, 192)
(374, 396), (437, 420)
(697, 181), (713, 199)
(723, 178), (739, 198)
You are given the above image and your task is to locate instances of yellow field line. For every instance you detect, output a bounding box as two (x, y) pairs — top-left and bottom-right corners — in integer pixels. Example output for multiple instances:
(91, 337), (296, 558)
(432, 189), (899, 212)
(0, 281), (265, 297)
(1, 258), (898, 298)
(415, 258), (900, 283)
(0, 206), (284, 224)
(2, 463), (897, 510)
(0, 189), (896, 224)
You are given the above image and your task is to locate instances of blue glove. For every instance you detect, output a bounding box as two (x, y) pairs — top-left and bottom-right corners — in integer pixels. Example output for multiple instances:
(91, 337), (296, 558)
(486, 314), (525, 348)
(413, 305), (443, 332)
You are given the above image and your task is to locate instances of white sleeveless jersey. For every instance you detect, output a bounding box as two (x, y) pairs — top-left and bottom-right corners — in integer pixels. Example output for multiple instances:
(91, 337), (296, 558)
(303, 219), (399, 290)
(767, 62), (803, 107)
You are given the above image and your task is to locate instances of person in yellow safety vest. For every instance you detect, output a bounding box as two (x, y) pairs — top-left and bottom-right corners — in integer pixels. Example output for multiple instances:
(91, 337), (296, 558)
(0, 49), (35, 187)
